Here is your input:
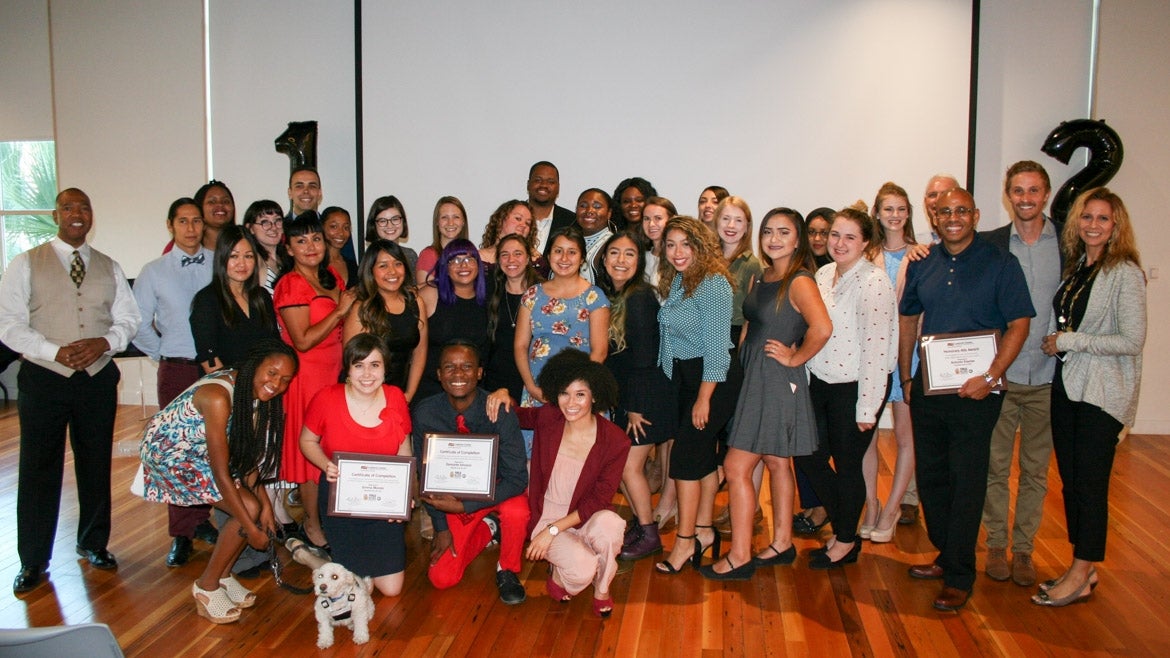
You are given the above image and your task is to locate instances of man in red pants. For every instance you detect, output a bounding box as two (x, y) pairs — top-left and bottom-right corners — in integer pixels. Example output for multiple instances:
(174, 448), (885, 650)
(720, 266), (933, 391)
(413, 341), (530, 604)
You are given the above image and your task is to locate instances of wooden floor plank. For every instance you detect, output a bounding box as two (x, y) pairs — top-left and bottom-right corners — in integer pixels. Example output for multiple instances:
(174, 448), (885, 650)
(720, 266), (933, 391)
(2, 403), (1169, 656)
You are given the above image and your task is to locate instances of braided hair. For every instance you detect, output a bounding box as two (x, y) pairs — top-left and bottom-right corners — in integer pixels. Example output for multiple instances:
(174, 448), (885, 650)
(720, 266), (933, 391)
(228, 339), (298, 483)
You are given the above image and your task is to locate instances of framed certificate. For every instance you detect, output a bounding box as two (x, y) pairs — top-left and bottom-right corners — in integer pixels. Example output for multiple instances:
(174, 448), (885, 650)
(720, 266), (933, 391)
(420, 433), (499, 501)
(918, 330), (1006, 396)
(328, 452), (416, 520)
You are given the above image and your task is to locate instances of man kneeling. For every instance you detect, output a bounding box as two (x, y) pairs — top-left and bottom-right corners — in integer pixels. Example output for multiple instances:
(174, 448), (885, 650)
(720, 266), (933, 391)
(413, 341), (530, 604)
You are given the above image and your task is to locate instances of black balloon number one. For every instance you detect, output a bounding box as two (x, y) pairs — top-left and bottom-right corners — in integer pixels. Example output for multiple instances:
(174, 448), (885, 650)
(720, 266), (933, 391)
(275, 121), (319, 172)
(1041, 118), (1123, 224)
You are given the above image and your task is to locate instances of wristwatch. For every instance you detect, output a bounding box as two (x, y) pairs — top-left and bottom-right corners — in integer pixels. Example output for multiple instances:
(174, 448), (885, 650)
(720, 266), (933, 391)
(545, 524), (559, 537)
(981, 372), (995, 385)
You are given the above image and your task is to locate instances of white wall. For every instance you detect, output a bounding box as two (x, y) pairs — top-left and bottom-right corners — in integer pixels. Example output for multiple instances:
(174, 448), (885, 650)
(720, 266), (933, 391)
(973, 0), (1094, 223)
(49, 0), (206, 275)
(1096, 0), (1169, 433)
(0, 0), (54, 141)
(362, 0), (973, 246)
(208, 0), (357, 233)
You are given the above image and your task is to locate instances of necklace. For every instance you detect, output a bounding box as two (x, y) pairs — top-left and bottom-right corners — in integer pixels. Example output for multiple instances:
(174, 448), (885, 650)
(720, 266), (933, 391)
(1055, 258), (1097, 330)
(346, 385), (380, 416)
(504, 291), (520, 328)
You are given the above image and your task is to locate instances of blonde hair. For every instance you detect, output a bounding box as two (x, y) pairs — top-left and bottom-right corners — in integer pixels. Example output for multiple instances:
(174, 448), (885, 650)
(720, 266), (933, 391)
(713, 196), (753, 264)
(871, 182), (917, 255)
(1061, 186), (1141, 278)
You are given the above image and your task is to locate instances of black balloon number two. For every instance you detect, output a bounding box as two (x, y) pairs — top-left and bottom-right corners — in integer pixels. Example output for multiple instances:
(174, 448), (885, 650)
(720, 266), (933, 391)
(275, 121), (319, 172)
(1041, 119), (1124, 224)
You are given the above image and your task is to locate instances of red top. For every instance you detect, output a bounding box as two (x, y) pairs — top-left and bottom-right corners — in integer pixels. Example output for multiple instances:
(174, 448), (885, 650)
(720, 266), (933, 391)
(304, 383), (411, 459)
(518, 404), (629, 536)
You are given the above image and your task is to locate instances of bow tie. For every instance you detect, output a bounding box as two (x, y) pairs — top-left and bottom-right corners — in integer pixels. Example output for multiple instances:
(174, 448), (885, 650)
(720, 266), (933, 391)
(181, 253), (205, 267)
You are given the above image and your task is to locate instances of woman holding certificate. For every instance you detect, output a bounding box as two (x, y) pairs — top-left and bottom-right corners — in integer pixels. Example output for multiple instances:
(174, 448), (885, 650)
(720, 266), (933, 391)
(140, 340), (298, 624)
(795, 207), (896, 569)
(1036, 187), (1146, 607)
(299, 334), (414, 597)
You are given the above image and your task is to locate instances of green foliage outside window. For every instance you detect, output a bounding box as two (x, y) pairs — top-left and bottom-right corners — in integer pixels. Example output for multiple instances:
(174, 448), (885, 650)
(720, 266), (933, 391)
(1, 141), (58, 269)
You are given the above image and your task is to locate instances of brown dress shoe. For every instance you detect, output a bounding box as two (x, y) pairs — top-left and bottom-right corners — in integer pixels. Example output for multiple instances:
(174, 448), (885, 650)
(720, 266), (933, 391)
(1012, 552), (1036, 587)
(908, 563), (944, 580)
(897, 504), (919, 525)
(985, 547), (1010, 581)
(933, 586), (970, 611)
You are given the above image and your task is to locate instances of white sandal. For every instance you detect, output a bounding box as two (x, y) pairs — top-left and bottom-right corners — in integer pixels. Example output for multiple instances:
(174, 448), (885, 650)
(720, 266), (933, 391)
(219, 576), (257, 608)
(192, 581), (241, 623)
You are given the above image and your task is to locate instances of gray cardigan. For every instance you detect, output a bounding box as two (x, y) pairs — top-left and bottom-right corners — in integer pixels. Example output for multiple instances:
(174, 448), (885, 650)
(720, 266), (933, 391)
(1051, 260), (1146, 425)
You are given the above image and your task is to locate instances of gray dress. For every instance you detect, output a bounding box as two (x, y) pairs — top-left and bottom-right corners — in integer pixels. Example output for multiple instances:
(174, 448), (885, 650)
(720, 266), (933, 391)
(727, 272), (818, 457)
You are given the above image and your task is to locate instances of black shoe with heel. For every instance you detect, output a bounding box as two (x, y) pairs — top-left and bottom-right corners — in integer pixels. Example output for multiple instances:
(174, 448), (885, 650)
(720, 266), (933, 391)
(655, 534), (696, 575)
(693, 525), (721, 569)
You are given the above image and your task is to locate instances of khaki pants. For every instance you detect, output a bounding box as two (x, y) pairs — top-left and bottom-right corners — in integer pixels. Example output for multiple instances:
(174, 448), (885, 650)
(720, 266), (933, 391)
(982, 382), (1053, 554)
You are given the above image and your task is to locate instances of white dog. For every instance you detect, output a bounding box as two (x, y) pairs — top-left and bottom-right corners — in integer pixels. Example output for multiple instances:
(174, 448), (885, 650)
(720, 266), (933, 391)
(313, 562), (375, 649)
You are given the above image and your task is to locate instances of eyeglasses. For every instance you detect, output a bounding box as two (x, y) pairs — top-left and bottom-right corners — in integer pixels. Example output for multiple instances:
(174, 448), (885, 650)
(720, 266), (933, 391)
(255, 219), (282, 230)
(448, 255), (476, 266)
(935, 207), (974, 219)
(375, 216), (404, 227)
(808, 229), (830, 238)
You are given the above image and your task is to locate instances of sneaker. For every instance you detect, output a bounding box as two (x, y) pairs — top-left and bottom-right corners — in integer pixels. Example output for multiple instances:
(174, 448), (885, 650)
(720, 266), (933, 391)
(1012, 552), (1036, 587)
(496, 569), (526, 605)
(483, 513), (501, 547)
(985, 547), (1010, 581)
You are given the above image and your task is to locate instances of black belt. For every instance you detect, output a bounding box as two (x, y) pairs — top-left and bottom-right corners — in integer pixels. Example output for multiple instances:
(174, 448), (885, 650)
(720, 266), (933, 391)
(160, 356), (199, 366)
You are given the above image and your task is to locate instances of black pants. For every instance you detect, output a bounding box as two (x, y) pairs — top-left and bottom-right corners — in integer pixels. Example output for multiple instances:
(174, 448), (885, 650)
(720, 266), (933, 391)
(17, 360), (120, 566)
(909, 370), (1003, 591)
(796, 374), (888, 544)
(1051, 371), (1121, 562)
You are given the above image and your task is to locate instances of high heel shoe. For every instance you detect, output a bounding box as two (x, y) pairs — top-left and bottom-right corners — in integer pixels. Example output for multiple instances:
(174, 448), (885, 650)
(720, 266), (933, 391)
(1031, 578), (1093, 607)
(693, 525), (721, 569)
(868, 517), (898, 543)
(546, 573), (572, 602)
(699, 555), (756, 581)
(655, 504), (678, 533)
(858, 502), (881, 540)
(1039, 567), (1098, 593)
(808, 541), (861, 570)
(192, 581), (241, 624)
(655, 534), (696, 574)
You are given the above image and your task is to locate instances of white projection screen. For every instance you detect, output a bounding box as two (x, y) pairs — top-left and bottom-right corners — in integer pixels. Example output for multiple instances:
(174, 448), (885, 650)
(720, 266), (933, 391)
(359, 0), (974, 245)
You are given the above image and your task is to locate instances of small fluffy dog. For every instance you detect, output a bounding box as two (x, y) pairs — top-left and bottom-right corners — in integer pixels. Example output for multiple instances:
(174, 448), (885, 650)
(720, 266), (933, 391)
(313, 562), (375, 649)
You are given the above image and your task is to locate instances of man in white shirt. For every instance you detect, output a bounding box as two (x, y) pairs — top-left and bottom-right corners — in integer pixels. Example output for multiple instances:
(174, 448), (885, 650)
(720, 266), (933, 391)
(0, 188), (141, 593)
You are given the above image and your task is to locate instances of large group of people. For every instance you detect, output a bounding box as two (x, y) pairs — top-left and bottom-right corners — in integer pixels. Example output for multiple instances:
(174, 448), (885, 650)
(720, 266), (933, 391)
(0, 158), (1146, 626)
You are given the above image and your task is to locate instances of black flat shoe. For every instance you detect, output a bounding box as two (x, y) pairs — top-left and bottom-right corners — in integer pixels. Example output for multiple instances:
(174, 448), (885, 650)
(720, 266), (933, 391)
(808, 542), (860, 570)
(76, 547), (117, 570)
(699, 556), (756, 581)
(751, 544), (797, 567)
(793, 513), (829, 536)
(13, 565), (47, 594)
(166, 536), (193, 567)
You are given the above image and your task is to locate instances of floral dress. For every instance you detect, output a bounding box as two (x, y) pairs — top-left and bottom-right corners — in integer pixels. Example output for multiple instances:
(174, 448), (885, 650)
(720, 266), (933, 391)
(140, 375), (235, 505)
(519, 283), (609, 409)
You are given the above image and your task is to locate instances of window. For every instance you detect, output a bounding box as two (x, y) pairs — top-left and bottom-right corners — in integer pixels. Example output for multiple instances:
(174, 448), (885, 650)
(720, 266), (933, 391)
(0, 141), (58, 270)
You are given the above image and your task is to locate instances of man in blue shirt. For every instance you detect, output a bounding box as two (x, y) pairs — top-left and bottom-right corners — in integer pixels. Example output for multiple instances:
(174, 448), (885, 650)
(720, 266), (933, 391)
(898, 188), (1034, 612)
(133, 197), (216, 567)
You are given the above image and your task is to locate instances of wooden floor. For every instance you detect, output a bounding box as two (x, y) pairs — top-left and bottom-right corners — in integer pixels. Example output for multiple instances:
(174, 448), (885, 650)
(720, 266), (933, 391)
(1, 401), (1168, 657)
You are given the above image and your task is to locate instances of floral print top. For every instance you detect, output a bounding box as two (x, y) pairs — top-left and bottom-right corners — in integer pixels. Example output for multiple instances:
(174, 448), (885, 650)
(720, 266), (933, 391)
(519, 283), (610, 408)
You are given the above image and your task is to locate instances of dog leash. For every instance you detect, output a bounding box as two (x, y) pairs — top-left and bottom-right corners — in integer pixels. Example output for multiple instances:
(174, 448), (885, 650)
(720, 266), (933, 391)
(267, 531), (314, 595)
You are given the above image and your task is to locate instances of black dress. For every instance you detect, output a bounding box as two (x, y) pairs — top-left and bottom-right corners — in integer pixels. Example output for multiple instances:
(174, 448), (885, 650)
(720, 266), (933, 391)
(485, 290), (526, 402)
(380, 301), (421, 390)
(189, 286), (279, 368)
(415, 295), (490, 401)
(605, 285), (677, 445)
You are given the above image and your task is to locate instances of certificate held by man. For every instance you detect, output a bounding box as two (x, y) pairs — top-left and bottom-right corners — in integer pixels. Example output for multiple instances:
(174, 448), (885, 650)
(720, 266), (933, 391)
(919, 330), (1007, 396)
(329, 452), (416, 520)
(421, 433), (499, 501)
